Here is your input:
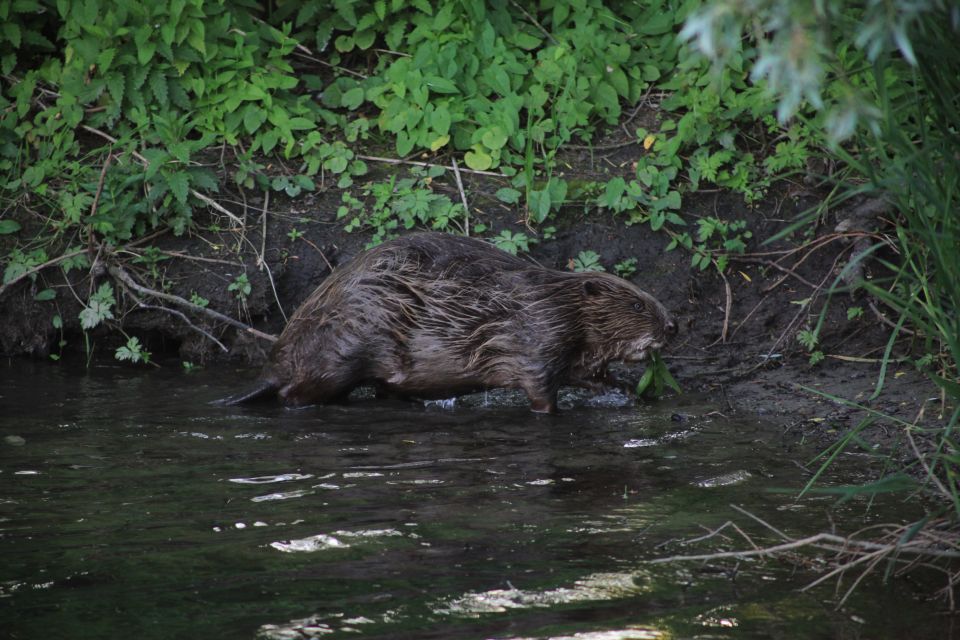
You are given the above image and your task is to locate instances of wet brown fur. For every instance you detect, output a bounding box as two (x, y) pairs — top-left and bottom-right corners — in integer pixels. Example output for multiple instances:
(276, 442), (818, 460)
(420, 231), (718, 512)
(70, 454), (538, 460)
(231, 232), (676, 412)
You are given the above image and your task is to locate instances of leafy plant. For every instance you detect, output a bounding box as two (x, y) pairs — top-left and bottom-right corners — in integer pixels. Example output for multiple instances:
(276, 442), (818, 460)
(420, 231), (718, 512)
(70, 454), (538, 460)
(337, 166), (465, 246)
(228, 273), (251, 302)
(571, 250), (604, 273)
(613, 258), (638, 278)
(636, 352), (681, 399)
(132, 246), (170, 281)
(490, 230), (535, 256)
(79, 282), (116, 330)
(115, 336), (151, 364)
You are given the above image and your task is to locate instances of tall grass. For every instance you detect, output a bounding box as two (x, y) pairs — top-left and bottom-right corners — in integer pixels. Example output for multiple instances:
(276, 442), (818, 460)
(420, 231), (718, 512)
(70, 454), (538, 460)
(831, 9), (960, 513)
(684, 1), (960, 517)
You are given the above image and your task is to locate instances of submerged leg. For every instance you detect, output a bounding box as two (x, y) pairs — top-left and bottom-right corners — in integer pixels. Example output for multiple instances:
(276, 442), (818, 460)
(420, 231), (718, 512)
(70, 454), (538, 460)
(279, 375), (357, 407)
(523, 383), (558, 414)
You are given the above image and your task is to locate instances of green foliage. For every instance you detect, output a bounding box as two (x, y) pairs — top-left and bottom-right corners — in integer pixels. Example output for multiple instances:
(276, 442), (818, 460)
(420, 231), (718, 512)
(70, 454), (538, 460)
(688, 0), (960, 522)
(79, 282), (116, 330)
(613, 257), (638, 278)
(0, 220), (21, 234)
(228, 273), (251, 302)
(636, 352), (681, 398)
(298, 0), (664, 167)
(131, 246), (169, 281)
(189, 291), (209, 308)
(846, 306), (864, 321)
(571, 250), (604, 273)
(491, 230), (535, 256)
(115, 335), (151, 364)
(337, 166), (465, 246)
(2, 247), (47, 285)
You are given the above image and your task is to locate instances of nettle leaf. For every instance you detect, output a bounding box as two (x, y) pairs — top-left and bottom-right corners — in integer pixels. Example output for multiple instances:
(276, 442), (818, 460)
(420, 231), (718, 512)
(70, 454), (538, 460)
(148, 69), (168, 108)
(188, 167), (219, 192)
(137, 41), (157, 65)
(105, 71), (124, 105)
(166, 170), (190, 204)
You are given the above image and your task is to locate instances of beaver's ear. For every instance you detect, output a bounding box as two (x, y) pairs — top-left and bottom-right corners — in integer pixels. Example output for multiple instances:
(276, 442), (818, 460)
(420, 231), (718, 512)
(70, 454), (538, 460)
(582, 279), (603, 297)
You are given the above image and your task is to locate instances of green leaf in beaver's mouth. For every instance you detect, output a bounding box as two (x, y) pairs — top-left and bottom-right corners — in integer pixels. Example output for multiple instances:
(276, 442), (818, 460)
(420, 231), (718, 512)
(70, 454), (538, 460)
(636, 352), (681, 399)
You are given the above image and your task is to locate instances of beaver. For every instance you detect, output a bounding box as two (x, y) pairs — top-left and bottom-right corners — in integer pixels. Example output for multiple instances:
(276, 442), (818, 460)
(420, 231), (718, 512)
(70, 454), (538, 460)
(225, 232), (676, 413)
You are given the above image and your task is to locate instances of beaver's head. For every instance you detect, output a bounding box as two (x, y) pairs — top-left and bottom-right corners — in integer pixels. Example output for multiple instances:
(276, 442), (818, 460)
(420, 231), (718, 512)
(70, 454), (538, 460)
(579, 273), (677, 363)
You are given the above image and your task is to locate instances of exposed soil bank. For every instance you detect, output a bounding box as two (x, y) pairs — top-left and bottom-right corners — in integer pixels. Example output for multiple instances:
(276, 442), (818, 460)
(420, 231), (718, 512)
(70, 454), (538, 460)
(0, 161), (948, 441)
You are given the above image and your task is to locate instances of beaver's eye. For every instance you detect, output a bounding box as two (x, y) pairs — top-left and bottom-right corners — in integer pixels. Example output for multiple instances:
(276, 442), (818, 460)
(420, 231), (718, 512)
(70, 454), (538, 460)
(633, 302), (643, 312)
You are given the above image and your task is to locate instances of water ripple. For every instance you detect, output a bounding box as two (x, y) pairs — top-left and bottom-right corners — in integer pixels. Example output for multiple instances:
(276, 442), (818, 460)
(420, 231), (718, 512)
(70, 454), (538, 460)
(228, 473), (314, 484)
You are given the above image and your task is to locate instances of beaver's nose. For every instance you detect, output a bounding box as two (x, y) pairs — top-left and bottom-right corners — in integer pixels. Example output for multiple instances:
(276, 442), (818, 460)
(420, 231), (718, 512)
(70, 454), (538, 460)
(664, 319), (678, 337)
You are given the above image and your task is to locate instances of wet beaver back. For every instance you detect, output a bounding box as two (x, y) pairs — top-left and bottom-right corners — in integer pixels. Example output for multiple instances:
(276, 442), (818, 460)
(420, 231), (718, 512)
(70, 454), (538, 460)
(237, 232), (676, 412)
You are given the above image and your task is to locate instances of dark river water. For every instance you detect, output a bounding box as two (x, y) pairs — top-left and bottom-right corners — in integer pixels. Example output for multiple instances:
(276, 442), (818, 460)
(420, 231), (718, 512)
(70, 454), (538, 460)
(0, 360), (953, 639)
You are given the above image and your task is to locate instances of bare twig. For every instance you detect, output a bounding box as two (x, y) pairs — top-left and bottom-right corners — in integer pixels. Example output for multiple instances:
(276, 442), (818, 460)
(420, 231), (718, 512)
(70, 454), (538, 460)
(720, 268), (732, 343)
(108, 264), (277, 343)
(254, 191), (286, 322)
(649, 531), (960, 564)
(357, 154), (506, 178)
(869, 300), (918, 337)
(0, 248), (88, 298)
(729, 256), (820, 290)
(133, 303), (229, 353)
(300, 236), (334, 272)
(508, 0), (559, 45)
(451, 156), (470, 236)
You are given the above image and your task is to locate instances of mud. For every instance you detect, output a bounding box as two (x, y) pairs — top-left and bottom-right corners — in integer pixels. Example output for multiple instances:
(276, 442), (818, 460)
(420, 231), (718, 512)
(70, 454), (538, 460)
(0, 151), (948, 445)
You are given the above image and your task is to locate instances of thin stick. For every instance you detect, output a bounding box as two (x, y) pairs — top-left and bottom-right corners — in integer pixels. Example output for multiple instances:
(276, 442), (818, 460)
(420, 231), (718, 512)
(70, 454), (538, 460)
(729, 504), (791, 540)
(508, 0), (559, 45)
(451, 156), (470, 236)
(730, 256), (819, 290)
(720, 268), (732, 343)
(0, 248), (88, 298)
(648, 532), (960, 564)
(256, 190), (287, 322)
(357, 154), (506, 178)
(134, 303), (229, 353)
(88, 152), (113, 230)
(108, 265), (277, 343)
(300, 236), (334, 272)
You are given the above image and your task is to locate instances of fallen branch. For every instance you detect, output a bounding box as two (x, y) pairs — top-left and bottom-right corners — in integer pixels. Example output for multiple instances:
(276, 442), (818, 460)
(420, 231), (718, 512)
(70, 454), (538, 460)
(108, 264), (277, 344)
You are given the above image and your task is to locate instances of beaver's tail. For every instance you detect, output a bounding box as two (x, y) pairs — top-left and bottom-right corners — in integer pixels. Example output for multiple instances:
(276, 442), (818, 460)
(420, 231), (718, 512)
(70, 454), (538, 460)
(216, 379), (278, 405)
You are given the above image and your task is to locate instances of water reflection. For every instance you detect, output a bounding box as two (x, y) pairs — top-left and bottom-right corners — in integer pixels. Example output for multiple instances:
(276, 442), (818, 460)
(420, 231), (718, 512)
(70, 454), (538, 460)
(0, 360), (950, 640)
